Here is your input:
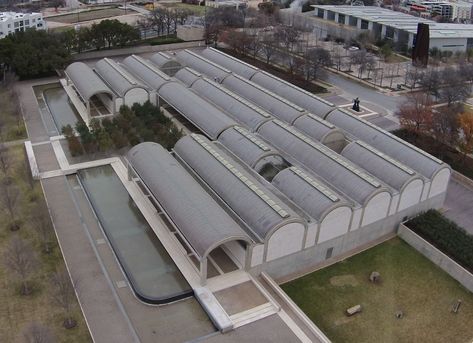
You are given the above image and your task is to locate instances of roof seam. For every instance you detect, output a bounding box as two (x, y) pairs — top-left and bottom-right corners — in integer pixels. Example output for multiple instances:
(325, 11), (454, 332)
(337, 108), (443, 164)
(355, 140), (415, 175)
(272, 120), (381, 188)
(131, 55), (170, 81)
(190, 134), (290, 218)
(288, 166), (339, 202)
(233, 126), (271, 152)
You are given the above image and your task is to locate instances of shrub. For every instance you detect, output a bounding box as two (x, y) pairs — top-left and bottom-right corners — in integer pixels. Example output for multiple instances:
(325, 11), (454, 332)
(407, 210), (473, 273)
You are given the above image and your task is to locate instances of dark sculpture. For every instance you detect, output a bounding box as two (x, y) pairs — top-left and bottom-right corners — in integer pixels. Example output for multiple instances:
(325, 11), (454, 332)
(412, 23), (429, 67)
(352, 97), (360, 112)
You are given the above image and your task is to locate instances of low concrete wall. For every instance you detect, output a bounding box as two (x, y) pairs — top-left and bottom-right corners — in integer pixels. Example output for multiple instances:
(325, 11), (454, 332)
(452, 170), (473, 189)
(398, 223), (473, 293)
(72, 40), (205, 60)
(253, 192), (446, 281)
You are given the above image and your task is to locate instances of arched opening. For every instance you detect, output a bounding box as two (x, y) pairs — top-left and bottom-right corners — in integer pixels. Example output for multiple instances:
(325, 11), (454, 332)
(201, 239), (250, 283)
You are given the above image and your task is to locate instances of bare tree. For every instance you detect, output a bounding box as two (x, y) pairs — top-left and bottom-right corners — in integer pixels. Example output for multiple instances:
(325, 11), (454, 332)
(50, 268), (78, 329)
(417, 69), (440, 99)
(30, 202), (54, 254)
(3, 236), (38, 295)
(0, 181), (20, 230)
(439, 67), (471, 106)
(304, 47), (332, 81)
(397, 92), (434, 134)
(22, 322), (55, 343)
(432, 104), (462, 151)
(261, 38), (278, 64)
(0, 144), (12, 176)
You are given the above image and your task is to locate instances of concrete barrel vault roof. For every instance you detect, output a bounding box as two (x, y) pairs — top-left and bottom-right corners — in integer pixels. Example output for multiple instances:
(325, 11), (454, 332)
(218, 126), (282, 168)
(122, 55), (172, 91)
(127, 142), (252, 259)
(175, 49), (231, 82)
(157, 82), (237, 139)
(292, 113), (345, 145)
(257, 120), (391, 205)
(201, 47), (260, 79)
(94, 58), (148, 97)
(201, 47), (335, 118)
(174, 134), (306, 242)
(326, 108), (450, 179)
(65, 62), (114, 101)
(174, 67), (203, 87)
(341, 140), (424, 191)
(272, 166), (353, 222)
(187, 74), (273, 131)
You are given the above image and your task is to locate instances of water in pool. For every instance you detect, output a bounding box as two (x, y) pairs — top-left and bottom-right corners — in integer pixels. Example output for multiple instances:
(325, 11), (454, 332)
(78, 165), (192, 303)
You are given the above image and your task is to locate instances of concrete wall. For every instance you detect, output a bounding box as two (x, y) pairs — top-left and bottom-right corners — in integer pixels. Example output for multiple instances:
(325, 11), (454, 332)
(429, 37), (468, 52)
(266, 222), (306, 261)
(72, 41), (205, 61)
(398, 224), (473, 293)
(253, 192), (446, 279)
(124, 87), (149, 107)
(398, 178), (424, 211)
(317, 206), (352, 244)
(177, 26), (205, 42)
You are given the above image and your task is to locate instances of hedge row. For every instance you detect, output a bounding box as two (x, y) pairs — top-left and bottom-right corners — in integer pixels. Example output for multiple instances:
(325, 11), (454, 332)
(407, 210), (473, 273)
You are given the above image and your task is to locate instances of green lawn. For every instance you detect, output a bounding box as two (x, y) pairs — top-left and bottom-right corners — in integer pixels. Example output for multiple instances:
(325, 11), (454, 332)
(282, 238), (473, 343)
(46, 8), (132, 24)
(0, 146), (91, 343)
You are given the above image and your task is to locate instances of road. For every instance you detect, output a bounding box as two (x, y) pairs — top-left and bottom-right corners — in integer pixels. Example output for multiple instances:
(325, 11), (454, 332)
(322, 71), (405, 116)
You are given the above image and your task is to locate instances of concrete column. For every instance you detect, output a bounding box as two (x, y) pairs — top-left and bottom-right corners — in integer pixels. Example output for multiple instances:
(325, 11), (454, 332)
(200, 258), (207, 286)
(344, 15), (350, 25)
(393, 29), (399, 43)
(408, 33), (415, 48)
(323, 9), (328, 20)
(381, 25), (387, 39)
(334, 13), (339, 23)
(368, 21), (373, 30)
(357, 18), (362, 29)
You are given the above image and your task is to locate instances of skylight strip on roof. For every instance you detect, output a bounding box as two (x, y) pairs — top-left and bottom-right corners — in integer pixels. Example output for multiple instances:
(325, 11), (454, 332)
(273, 120), (381, 188)
(289, 167), (339, 202)
(233, 126), (271, 152)
(337, 108), (443, 164)
(209, 47), (259, 71)
(131, 55), (170, 81)
(185, 49), (232, 73)
(190, 134), (290, 218)
(258, 70), (334, 107)
(232, 74), (305, 112)
(202, 77), (271, 118)
(306, 113), (335, 129)
(104, 58), (137, 85)
(356, 141), (415, 175)
(185, 67), (202, 77)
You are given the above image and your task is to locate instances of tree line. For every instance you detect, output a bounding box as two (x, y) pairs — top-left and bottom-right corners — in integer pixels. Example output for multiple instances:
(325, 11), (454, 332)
(0, 20), (139, 79)
(0, 143), (82, 341)
(137, 7), (194, 37)
(62, 102), (183, 156)
(397, 65), (473, 165)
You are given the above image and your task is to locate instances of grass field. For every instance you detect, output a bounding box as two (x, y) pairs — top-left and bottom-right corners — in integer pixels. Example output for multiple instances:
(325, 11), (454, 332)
(159, 3), (206, 15)
(46, 8), (132, 24)
(0, 146), (91, 343)
(282, 238), (473, 343)
(0, 87), (27, 141)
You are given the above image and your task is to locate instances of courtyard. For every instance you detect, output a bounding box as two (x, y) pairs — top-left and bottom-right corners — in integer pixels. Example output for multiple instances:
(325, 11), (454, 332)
(282, 238), (473, 343)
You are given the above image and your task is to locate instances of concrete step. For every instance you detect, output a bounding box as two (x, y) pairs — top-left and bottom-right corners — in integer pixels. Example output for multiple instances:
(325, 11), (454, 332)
(229, 302), (278, 329)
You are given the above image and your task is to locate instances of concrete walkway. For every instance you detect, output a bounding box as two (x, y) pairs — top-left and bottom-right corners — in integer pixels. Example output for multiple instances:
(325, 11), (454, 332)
(42, 176), (139, 343)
